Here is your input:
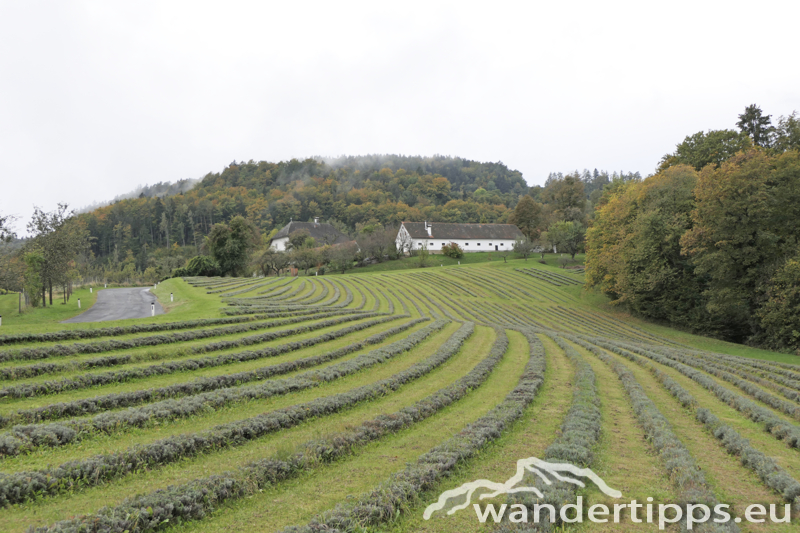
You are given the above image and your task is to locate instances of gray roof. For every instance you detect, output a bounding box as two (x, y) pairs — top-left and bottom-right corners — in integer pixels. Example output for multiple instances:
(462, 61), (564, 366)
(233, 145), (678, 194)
(402, 222), (523, 240)
(272, 221), (350, 245)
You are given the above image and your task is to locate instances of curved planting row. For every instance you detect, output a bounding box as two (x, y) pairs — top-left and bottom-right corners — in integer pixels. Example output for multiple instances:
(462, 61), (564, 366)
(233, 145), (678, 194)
(12, 321), (474, 512)
(688, 354), (800, 404)
(370, 279), (409, 315)
(596, 340), (800, 449)
(573, 337), (800, 505)
(272, 281), (311, 301)
(424, 271), (481, 297)
(0, 310), (367, 364)
(0, 310), (365, 380)
(671, 347), (800, 388)
(516, 267), (581, 287)
(0, 313), (389, 402)
(0, 320), (449, 456)
(498, 333), (601, 532)
(256, 278), (294, 295)
(218, 278), (282, 297)
(579, 339), (741, 533)
(448, 269), (511, 300)
(1, 316), (416, 426)
(0, 315), (285, 348)
(205, 279), (264, 294)
(283, 280), (320, 303)
(280, 329), (546, 533)
(610, 341), (800, 432)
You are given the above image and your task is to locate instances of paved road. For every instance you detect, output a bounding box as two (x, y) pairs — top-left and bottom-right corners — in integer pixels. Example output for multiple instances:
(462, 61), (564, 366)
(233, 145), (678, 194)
(62, 288), (164, 323)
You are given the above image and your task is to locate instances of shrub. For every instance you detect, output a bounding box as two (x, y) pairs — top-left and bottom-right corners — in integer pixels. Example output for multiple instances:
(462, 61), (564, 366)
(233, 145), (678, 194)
(441, 242), (463, 259)
(173, 255), (220, 278)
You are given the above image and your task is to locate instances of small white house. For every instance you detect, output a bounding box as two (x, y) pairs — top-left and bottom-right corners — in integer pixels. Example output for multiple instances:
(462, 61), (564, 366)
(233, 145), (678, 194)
(396, 221), (524, 254)
(270, 219), (350, 252)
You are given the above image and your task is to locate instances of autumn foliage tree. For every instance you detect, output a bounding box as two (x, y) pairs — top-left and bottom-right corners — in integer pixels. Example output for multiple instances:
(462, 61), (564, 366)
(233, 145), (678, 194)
(587, 147), (800, 350)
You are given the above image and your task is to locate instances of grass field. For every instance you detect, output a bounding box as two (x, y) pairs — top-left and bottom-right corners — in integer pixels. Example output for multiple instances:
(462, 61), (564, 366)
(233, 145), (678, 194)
(0, 259), (798, 532)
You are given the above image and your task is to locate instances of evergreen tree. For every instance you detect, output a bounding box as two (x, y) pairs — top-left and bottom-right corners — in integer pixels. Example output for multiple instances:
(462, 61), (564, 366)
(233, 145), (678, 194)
(736, 104), (775, 147)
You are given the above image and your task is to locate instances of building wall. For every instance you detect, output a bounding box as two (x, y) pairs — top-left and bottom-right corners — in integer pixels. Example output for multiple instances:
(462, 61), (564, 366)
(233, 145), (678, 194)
(270, 237), (289, 252)
(395, 225), (517, 253)
(412, 237), (516, 253)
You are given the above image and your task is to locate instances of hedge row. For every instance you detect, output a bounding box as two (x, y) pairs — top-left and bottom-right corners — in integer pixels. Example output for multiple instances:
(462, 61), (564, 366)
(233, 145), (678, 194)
(13, 320), (467, 510)
(281, 329), (547, 533)
(602, 339), (800, 448)
(573, 337), (800, 506)
(498, 334), (601, 532)
(0, 309), (366, 364)
(0, 310), (362, 381)
(0, 319), (448, 456)
(580, 338), (737, 533)
(0, 311), (383, 402)
(0, 315), (276, 348)
(1, 315), (412, 426)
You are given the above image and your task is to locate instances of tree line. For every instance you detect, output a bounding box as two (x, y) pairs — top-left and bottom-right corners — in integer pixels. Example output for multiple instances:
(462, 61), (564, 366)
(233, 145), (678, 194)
(586, 105), (800, 352)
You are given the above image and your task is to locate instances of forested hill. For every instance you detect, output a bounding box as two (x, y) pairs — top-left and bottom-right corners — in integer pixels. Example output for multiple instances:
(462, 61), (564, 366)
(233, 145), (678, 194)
(78, 155), (529, 266)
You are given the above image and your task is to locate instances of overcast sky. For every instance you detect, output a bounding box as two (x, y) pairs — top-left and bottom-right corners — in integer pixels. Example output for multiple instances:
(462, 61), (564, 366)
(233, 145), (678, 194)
(1, 1), (798, 232)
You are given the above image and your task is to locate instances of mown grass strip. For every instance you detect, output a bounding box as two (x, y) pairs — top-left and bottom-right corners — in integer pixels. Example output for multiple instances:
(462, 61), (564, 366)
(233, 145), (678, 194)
(581, 338), (738, 533)
(2, 317), (420, 426)
(495, 333), (601, 532)
(0, 310), (372, 365)
(0, 320), (448, 456)
(574, 337), (800, 505)
(0, 314), (295, 349)
(600, 339), (800, 448)
(22, 322), (481, 525)
(277, 329), (546, 533)
(0, 312), (384, 401)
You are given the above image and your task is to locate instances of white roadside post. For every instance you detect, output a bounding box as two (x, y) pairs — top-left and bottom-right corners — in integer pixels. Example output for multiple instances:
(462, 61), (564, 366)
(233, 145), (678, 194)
(104, 283), (107, 288)
(170, 293), (174, 302)
(90, 287), (92, 293)
(151, 303), (155, 317)
(0, 315), (2, 327)
(78, 298), (81, 309)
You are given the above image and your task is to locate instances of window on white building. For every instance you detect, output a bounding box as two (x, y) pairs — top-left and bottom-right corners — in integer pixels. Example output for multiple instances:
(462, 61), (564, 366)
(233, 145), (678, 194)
(477, 243), (481, 246)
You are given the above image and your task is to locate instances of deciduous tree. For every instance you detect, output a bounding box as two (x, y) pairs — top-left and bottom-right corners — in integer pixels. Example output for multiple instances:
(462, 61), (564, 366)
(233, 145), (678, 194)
(509, 196), (543, 240)
(208, 216), (259, 276)
(547, 220), (585, 260)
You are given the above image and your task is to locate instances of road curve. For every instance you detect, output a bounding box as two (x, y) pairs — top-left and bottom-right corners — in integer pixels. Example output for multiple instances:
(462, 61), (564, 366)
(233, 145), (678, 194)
(62, 288), (165, 323)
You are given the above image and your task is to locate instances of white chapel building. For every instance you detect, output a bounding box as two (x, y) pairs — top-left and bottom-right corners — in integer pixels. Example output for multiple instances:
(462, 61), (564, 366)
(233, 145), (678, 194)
(396, 221), (524, 254)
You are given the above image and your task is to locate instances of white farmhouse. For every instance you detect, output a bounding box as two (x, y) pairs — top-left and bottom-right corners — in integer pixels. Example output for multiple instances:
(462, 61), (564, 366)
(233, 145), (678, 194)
(270, 218), (351, 252)
(396, 221), (524, 254)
